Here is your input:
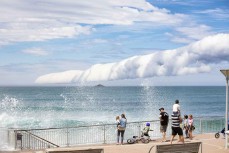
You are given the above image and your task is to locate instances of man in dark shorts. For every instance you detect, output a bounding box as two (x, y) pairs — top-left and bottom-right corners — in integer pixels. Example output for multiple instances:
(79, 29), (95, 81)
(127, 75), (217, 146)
(159, 107), (169, 142)
(170, 112), (184, 144)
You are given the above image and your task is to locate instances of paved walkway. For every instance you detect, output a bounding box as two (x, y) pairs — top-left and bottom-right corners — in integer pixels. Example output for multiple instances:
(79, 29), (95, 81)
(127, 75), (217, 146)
(1, 133), (229, 153)
(46, 133), (229, 153)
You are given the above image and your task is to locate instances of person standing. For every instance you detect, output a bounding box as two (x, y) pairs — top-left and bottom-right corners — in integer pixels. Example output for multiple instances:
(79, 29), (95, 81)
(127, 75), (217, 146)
(159, 107), (169, 142)
(117, 114), (127, 145)
(183, 115), (189, 138)
(170, 111), (184, 144)
(188, 114), (194, 140)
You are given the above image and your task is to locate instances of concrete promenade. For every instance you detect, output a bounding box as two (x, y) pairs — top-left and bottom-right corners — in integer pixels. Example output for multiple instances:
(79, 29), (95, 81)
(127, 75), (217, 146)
(2, 133), (229, 153)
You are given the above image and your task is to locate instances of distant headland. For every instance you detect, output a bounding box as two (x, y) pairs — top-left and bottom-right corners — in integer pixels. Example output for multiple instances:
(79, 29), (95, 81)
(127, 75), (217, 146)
(95, 84), (104, 87)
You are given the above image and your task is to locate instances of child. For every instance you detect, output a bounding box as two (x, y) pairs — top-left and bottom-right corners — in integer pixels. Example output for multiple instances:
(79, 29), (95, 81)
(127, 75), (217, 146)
(173, 99), (181, 116)
(142, 122), (153, 137)
(116, 116), (120, 129)
(188, 114), (194, 140)
(183, 115), (189, 138)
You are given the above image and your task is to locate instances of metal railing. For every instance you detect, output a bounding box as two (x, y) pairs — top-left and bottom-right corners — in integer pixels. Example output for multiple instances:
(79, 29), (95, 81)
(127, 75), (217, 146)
(10, 116), (224, 150)
(15, 130), (59, 150)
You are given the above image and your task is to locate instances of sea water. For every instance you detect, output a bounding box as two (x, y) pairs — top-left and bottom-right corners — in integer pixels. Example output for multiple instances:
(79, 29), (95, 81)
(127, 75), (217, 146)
(0, 86), (225, 129)
(0, 86), (226, 149)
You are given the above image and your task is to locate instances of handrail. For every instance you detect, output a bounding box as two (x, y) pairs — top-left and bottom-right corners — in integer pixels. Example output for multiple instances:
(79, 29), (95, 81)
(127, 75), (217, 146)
(14, 120), (161, 131)
(12, 116), (224, 131)
(22, 130), (59, 147)
(11, 116), (224, 150)
(15, 130), (60, 148)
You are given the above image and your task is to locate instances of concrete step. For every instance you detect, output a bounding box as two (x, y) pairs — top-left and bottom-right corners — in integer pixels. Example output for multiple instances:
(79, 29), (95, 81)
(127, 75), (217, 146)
(46, 148), (104, 153)
(0, 150), (45, 153)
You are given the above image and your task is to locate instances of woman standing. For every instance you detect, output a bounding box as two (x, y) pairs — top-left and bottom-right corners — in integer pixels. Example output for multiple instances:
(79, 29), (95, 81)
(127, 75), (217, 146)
(117, 114), (127, 145)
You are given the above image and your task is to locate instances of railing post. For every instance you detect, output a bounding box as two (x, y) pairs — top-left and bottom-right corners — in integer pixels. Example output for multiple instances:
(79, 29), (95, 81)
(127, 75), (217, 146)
(14, 130), (17, 150)
(222, 118), (224, 131)
(103, 125), (106, 144)
(200, 118), (202, 134)
(138, 123), (141, 137)
(66, 127), (69, 147)
(28, 132), (31, 149)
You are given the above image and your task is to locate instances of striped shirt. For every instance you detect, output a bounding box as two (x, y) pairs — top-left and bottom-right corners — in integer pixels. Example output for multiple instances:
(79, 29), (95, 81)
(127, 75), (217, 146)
(171, 113), (181, 128)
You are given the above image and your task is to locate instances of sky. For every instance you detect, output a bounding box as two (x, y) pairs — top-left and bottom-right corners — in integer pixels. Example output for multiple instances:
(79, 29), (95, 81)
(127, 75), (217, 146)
(0, 0), (229, 86)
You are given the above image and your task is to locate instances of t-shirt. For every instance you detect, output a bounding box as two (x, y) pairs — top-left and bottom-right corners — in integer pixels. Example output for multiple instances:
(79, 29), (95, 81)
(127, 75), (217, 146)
(159, 112), (169, 125)
(120, 118), (127, 128)
(143, 126), (150, 134)
(183, 119), (188, 127)
(188, 119), (193, 126)
(173, 104), (180, 112)
(171, 113), (181, 128)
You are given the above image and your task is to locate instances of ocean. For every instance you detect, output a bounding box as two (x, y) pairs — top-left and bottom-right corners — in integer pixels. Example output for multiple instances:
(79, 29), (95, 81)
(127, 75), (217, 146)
(0, 86), (225, 129)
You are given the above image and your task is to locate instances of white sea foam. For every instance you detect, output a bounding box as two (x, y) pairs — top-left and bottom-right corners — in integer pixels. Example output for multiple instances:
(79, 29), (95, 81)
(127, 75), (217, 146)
(1, 95), (19, 110)
(0, 95), (20, 128)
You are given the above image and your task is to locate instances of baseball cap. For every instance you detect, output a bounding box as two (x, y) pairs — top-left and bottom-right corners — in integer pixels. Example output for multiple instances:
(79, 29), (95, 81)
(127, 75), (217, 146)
(159, 107), (164, 111)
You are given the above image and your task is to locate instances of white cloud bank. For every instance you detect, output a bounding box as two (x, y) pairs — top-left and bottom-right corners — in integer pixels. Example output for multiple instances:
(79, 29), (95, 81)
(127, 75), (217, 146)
(0, 0), (185, 46)
(35, 33), (229, 84)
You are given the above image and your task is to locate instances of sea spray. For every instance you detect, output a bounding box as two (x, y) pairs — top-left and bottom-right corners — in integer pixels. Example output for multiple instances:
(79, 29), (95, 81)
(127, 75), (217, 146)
(0, 128), (15, 151)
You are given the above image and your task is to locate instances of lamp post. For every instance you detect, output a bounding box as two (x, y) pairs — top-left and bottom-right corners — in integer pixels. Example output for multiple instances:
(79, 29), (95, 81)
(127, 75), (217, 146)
(220, 69), (229, 149)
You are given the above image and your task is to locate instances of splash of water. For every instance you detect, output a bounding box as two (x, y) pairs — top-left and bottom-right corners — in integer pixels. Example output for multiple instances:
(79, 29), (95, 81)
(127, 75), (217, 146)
(0, 95), (21, 150)
(0, 95), (20, 127)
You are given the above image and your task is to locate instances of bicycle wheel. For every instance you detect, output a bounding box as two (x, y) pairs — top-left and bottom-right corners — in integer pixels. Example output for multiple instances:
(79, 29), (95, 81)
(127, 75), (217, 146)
(215, 133), (220, 139)
(127, 138), (135, 144)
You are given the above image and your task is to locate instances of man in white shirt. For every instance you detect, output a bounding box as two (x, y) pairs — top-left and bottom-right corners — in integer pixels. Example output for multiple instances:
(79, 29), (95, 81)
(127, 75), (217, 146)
(173, 99), (180, 116)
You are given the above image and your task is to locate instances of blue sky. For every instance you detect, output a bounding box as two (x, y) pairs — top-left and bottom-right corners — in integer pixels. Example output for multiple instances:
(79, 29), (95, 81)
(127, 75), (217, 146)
(0, 0), (229, 86)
